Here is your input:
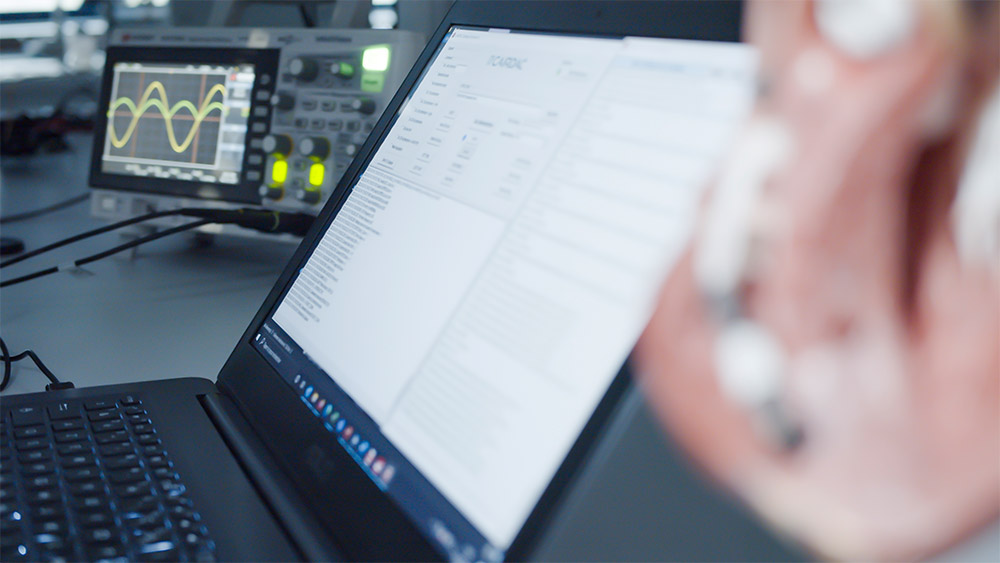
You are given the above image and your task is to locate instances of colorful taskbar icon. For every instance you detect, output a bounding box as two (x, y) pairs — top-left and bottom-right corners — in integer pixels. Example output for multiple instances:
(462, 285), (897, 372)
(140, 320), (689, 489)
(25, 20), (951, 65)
(292, 374), (396, 486)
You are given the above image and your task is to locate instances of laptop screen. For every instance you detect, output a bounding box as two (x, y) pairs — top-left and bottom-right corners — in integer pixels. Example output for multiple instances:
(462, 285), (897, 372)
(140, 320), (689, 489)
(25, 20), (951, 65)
(253, 25), (754, 561)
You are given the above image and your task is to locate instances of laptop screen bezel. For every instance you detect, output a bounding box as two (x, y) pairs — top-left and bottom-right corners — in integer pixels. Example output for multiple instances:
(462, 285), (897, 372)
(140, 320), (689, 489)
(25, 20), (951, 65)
(216, 1), (743, 559)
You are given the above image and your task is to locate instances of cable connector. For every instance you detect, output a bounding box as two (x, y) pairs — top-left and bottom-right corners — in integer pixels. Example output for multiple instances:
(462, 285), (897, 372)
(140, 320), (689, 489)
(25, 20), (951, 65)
(179, 208), (315, 237)
(45, 381), (75, 391)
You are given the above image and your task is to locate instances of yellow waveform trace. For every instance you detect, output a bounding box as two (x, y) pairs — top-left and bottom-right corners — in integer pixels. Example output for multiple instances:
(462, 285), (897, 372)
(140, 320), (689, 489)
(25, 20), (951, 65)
(107, 81), (227, 153)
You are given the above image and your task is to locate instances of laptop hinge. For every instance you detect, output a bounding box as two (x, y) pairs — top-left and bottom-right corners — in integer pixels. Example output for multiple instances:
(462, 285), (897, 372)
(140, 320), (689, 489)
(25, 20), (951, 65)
(198, 392), (341, 562)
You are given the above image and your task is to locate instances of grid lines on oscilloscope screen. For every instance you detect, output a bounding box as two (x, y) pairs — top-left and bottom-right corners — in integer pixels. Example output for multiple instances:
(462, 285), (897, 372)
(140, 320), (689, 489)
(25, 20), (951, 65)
(106, 65), (228, 166)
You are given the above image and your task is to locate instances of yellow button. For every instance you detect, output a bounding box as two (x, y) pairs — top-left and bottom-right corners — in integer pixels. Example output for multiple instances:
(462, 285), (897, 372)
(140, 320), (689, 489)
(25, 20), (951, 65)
(270, 159), (288, 186)
(309, 162), (325, 187)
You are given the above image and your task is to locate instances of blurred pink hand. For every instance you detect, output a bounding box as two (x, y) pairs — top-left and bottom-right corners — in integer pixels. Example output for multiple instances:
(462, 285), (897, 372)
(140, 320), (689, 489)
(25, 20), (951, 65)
(635, 2), (999, 559)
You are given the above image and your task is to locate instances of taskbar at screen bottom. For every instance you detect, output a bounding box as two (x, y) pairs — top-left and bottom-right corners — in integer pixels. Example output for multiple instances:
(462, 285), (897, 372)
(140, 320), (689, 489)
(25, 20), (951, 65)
(254, 321), (505, 563)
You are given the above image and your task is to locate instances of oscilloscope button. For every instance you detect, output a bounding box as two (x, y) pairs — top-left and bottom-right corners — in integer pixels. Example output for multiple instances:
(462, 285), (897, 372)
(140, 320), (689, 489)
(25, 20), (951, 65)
(289, 57), (320, 82)
(262, 134), (293, 156)
(270, 92), (295, 111)
(350, 98), (376, 115)
(297, 189), (322, 205)
(298, 137), (331, 160)
(260, 185), (284, 200)
(331, 62), (355, 79)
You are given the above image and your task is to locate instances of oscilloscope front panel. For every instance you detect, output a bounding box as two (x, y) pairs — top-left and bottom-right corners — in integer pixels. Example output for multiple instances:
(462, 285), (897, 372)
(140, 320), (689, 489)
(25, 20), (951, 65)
(89, 27), (425, 234)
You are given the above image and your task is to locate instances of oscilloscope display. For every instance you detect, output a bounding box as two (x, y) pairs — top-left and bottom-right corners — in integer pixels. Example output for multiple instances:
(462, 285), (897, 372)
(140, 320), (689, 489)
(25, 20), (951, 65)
(101, 61), (255, 185)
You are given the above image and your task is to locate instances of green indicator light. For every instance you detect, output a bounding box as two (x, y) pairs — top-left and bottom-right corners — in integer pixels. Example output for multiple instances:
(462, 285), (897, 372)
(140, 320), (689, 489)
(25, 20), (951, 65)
(362, 46), (391, 72)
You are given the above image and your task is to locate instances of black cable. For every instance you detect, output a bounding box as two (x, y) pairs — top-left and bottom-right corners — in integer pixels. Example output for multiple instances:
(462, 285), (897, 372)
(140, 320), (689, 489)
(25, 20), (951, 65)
(0, 336), (70, 392)
(0, 219), (212, 288)
(1, 208), (314, 269)
(299, 2), (316, 27)
(1, 337), (10, 391)
(0, 193), (89, 224)
(0, 209), (185, 269)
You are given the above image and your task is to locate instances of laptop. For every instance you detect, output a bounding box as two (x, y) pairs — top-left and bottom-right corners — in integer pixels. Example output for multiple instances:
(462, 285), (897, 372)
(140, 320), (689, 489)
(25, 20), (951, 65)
(1, 1), (754, 560)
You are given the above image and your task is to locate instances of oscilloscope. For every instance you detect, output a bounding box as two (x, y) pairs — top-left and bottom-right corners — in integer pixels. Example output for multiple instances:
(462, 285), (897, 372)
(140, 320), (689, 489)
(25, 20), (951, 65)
(89, 27), (424, 238)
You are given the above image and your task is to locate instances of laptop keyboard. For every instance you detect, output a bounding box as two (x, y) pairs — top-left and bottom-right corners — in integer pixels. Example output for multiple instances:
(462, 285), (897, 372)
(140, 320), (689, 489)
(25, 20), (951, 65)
(0, 394), (217, 562)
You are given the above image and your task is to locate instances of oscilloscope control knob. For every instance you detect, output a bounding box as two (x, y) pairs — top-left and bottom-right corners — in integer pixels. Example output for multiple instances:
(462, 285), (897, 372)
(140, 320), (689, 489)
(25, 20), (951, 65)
(262, 134), (293, 156)
(298, 189), (322, 205)
(270, 92), (295, 111)
(298, 137), (331, 160)
(289, 57), (320, 82)
(260, 185), (284, 200)
(351, 98), (376, 115)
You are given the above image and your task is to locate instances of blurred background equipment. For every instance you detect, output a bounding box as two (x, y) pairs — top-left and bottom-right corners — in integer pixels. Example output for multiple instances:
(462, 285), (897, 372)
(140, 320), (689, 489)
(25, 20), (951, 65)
(0, 0), (106, 155)
(88, 26), (423, 240)
(2, 0), (445, 239)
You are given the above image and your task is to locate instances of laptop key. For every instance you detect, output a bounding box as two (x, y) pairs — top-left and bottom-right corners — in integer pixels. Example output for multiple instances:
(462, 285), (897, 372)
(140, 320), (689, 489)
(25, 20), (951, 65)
(60, 453), (97, 468)
(26, 475), (58, 490)
(25, 488), (62, 505)
(87, 544), (126, 560)
(33, 532), (66, 547)
(68, 481), (106, 496)
(64, 467), (101, 481)
(96, 431), (129, 444)
(70, 495), (111, 513)
(13, 426), (46, 439)
(15, 438), (48, 451)
(33, 518), (69, 535)
(132, 423), (154, 435)
(21, 461), (55, 476)
(136, 528), (172, 546)
(129, 511), (167, 531)
(123, 406), (147, 416)
(84, 399), (115, 411)
(47, 402), (81, 420)
(119, 395), (141, 406)
(81, 526), (119, 544)
(88, 410), (119, 423)
(92, 420), (125, 433)
(33, 505), (62, 520)
(11, 406), (44, 427)
(109, 467), (147, 484)
(114, 482), (152, 498)
(158, 480), (186, 497)
(57, 442), (92, 456)
(137, 541), (178, 562)
(137, 435), (160, 446)
(104, 454), (141, 470)
(120, 495), (158, 514)
(51, 419), (84, 431)
(152, 468), (178, 481)
(140, 445), (165, 456)
(99, 443), (133, 457)
(164, 494), (192, 507)
(146, 455), (171, 469)
(78, 511), (114, 528)
(53, 430), (88, 443)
